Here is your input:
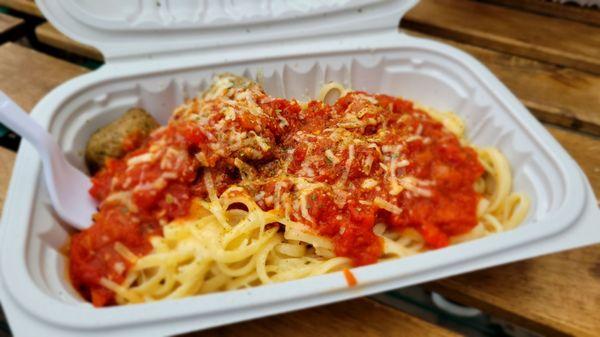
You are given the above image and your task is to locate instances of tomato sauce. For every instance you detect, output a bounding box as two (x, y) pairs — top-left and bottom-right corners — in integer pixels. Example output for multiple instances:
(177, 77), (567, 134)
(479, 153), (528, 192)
(70, 84), (483, 306)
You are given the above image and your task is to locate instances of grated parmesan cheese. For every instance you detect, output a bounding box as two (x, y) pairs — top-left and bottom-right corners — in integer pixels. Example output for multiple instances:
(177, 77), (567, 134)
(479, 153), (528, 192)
(254, 191), (265, 201)
(195, 152), (209, 166)
(252, 133), (271, 152)
(325, 149), (340, 164)
(406, 135), (422, 143)
(127, 152), (156, 167)
(275, 109), (289, 127)
(356, 93), (379, 104)
(373, 197), (403, 215)
(339, 144), (355, 185)
(381, 144), (403, 153)
(300, 193), (315, 223)
(113, 262), (126, 274)
(332, 189), (349, 208)
(363, 154), (374, 174)
(397, 159), (410, 168)
(114, 242), (138, 263)
(223, 106), (237, 120)
(274, 181), (286, 210)
(399, 176), (433, 197)
(104, 191), (139, 213)
(361, 179), (378, 189)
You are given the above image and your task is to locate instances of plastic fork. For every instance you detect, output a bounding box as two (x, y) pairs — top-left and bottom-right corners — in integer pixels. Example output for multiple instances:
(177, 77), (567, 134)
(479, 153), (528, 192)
(0, 91), (96, 230)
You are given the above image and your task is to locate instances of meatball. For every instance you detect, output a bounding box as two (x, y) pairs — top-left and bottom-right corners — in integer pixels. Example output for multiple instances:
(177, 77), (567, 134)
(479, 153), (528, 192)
(85, 108), (159, 174)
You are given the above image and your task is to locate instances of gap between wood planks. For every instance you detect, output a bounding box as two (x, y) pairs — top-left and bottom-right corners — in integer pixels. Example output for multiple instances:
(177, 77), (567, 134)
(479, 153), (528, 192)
(0, 0), (42, 17)
(35, 22), (103, 61)
(0, 12), (23, 42)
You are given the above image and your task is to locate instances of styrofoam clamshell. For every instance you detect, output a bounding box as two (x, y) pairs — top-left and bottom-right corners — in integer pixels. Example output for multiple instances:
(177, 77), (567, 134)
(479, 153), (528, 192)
(1, 1), (598, 336)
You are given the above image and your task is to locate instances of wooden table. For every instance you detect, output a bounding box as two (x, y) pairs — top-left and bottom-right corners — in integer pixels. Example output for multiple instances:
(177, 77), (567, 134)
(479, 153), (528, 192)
(0, 1), (599, 336)
(0, 0), (40, 17)
(0, 12), (22, 42)
(35, 22), (103, 61)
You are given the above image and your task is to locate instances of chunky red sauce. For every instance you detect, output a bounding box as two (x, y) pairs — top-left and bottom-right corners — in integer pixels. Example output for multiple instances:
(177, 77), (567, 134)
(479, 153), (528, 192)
(70, 78), (484, 306)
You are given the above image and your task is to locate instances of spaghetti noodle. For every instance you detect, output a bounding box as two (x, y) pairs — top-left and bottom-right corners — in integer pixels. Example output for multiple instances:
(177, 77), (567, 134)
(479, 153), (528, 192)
(70, 75), (528, 306)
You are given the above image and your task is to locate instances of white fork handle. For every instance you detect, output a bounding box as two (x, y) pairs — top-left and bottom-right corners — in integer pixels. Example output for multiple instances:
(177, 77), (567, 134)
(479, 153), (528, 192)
(0, 90), (95, 230)
(0, 91), (63, 191)
(0, 91), (56, 154)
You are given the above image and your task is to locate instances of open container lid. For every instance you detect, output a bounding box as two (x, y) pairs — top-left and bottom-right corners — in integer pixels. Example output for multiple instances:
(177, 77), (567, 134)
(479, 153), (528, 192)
(38, 0), (419, 62)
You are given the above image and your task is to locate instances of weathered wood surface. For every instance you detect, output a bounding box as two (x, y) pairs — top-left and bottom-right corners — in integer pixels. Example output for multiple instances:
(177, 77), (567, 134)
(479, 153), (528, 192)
(403, 0), (600, 74)
(0, 0), (42, 17)
(35, 22), (103, 61)
(406, 30), (600, 136)
(479, 0), (600, 26)
(190, 298), (463, 337)
(0, 43), (86, 112)
(0, 13), (23, 42)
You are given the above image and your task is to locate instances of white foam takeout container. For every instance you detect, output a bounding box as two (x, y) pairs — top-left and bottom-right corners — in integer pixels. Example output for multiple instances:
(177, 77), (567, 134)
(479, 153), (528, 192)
(1, 0), (598, 336)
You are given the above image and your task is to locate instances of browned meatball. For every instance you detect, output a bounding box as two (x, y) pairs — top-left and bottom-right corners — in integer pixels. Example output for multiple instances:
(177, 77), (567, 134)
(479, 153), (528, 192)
(85, 108), (159, 174)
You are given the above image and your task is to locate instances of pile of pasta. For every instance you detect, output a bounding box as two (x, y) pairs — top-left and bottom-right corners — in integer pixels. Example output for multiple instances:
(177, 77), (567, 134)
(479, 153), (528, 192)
(99, 83), (529, 305)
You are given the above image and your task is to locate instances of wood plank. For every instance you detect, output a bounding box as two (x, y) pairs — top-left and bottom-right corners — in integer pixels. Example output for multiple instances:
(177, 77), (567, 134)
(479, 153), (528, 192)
(479, 0), (600, 26)
(431, 125), (600, 337)
(35, 22), (103, 61)
(549, 126), (600, 195)
(0, 147), (15, 217)
(189, 298), (462, 337)
(0, 42), (87, 112)
(0, 0), (42, 17)
(0, 12), (23, 42)
(430, 244), (600, 337)
(406, 30), (600, 136)
(402, 0), (600, 74)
